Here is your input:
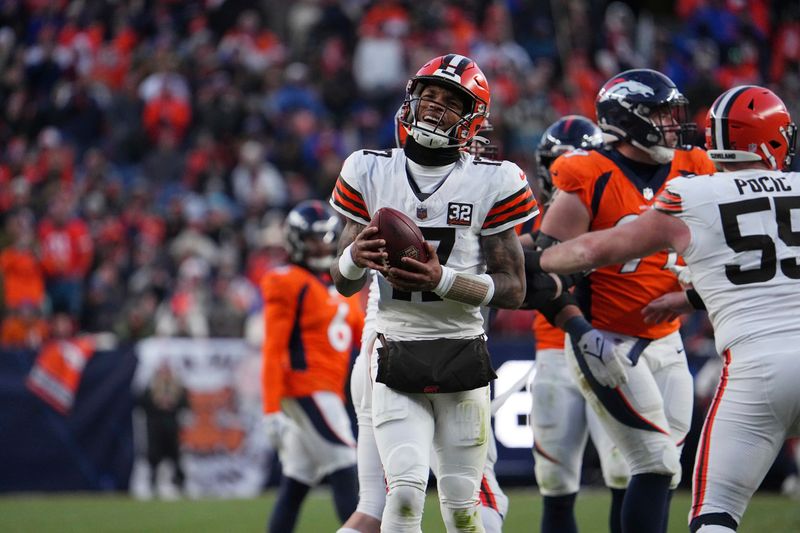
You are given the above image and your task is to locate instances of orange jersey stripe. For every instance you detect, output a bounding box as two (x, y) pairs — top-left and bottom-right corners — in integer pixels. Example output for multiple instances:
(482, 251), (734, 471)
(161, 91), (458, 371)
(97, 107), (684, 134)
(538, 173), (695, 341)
(335, 176), (367, 206)
(653, 188), (683, 213)
(333, 179), (370, 220)
(487, 186), (533, 218)
(483, 198), (539, 229)
(479, 476), (498, 511)
(691, 349), (731, 519)
(332, 186), (370, 220)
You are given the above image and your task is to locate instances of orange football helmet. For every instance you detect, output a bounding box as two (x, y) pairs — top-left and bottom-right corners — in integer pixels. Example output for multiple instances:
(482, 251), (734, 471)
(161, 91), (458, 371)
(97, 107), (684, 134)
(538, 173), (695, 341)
(706, 85), (796, 170)
(398, 54), (490, 149)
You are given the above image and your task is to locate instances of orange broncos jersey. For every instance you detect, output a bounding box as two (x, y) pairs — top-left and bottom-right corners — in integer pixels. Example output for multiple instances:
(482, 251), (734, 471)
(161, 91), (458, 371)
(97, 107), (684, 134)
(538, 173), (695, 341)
(551, 147), (716, 338)
(261, 264), (364, 414)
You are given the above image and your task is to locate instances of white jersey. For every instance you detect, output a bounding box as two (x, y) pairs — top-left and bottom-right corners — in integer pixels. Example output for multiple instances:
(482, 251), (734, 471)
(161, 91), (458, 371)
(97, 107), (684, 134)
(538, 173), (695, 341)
(331, 148), (538, 339)
(656, 169), (800, 353)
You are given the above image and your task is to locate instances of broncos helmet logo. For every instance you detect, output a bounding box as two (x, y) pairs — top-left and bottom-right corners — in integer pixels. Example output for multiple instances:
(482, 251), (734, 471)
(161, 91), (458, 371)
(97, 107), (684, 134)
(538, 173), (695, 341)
(603, 80), (655, 101)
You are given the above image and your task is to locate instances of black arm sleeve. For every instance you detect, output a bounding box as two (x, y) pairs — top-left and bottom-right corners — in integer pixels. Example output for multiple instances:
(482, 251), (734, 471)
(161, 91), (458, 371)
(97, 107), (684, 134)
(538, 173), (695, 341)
(537, 291), (579, 327)
(534, 231), (561, 251)
(685, 288), (706, 310)
(522, 247), (582, 306)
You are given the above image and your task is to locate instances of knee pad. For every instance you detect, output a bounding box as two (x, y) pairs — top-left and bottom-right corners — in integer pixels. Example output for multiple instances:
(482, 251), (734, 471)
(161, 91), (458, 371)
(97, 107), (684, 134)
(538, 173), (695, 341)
(356, 476), (386, 520)
(601, 446), (630, 490)
(690, 512), (738, 532)
(534, 455), (580, 496)
(438, 473), (479, 508)
(660, 440), (681, 477)
(629, 438), (681, 478)
(384, 443), (427, 490)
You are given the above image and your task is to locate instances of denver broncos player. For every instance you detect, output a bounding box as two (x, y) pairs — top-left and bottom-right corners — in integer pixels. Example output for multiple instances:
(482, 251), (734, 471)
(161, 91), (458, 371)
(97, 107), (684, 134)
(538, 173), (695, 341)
(536, 85), (799, 533)
(535, 69), (716, 533)
(331, 54), (535, 533)
(261, 200), (364, 533)
(524, 116), (630, 533)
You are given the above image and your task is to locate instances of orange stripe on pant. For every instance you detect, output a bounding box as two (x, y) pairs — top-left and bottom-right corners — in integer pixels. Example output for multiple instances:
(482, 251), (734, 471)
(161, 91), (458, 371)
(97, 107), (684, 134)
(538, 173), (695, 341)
(691, 349), (732, 519)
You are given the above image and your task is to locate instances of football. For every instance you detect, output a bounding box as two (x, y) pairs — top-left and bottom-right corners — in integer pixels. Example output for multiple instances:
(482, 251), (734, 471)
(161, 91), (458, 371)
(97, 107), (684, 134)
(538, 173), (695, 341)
(368, 207), (429, 269)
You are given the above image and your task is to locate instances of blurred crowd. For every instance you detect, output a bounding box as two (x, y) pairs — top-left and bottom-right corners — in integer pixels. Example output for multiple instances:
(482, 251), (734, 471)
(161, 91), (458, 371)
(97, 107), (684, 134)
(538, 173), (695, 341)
(1, 0), (799, 358)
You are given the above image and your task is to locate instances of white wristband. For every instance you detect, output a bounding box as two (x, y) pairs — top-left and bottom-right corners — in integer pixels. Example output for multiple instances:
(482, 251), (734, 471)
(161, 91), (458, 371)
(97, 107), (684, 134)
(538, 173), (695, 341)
(433, 266), (456, 298)
(477, 273), (495, 306)
(338, 243), (366, 280)
(433, 266), (457, 296)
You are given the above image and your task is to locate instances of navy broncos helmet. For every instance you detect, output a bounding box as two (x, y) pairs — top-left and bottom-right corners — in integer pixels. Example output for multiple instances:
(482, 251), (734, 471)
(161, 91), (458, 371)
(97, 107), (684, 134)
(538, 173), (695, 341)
(596, 69), (695, 164)
(285, 200), (342, 272)
(536, 115), (604, 200)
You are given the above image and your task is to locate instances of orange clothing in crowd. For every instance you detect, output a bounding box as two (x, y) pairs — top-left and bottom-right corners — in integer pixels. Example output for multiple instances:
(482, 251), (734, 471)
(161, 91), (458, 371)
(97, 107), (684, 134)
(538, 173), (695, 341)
(142, 92), (192, 143)
(0, 314), (49, 348)
(0, 247), (45, 309)
(261, 264), (364, 414)
(37, 219), (94, 278)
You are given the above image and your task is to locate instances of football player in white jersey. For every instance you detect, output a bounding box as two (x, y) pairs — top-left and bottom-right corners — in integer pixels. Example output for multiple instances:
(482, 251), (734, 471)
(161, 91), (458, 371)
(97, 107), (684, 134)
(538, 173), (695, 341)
(337, 120), (509, 533)
(330, 54), (537, 533)
(532, 85), (799, 533)
(338, 274), (508, 533)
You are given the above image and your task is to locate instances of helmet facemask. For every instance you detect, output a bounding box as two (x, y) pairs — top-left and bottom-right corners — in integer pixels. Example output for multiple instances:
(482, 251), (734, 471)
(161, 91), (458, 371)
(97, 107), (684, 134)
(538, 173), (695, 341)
(632, 99), (695, 164)
(285, 205), (341, 272)
(303, 232), (338, 272)
(399, 55), (490, 150)
(596, 69), (696, 164)
(467, 120), (498, 159)
(402, 80), (481, 149)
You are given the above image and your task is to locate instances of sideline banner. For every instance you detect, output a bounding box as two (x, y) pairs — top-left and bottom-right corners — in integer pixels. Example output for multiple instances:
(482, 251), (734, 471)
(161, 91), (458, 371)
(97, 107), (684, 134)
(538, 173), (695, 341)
(0, 349), (136, 492)
(133, 338), (269, 498)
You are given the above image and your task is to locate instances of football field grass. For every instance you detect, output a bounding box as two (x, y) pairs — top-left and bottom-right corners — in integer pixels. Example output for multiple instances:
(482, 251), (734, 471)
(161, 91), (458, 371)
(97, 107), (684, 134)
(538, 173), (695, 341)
(1, 488), (799, 532)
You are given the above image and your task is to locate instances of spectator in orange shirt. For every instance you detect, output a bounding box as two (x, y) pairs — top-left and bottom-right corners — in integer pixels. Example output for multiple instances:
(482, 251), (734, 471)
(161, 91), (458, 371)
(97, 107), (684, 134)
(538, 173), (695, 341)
(0, 210), (45, 311)
(142, 86), (192, 145)
(0, 303), (49, 349)
(37, 191), (93, 317)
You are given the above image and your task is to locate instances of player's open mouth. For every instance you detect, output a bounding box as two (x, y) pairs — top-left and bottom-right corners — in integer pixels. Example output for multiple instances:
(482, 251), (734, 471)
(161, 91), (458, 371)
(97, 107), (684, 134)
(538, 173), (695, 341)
(422, 114), (445, 127)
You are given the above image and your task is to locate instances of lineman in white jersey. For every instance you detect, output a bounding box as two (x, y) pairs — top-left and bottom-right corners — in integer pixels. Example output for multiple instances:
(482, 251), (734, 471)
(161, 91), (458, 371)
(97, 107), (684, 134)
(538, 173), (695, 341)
(532, 85), (799, 533)
(331, 54), (536, 532)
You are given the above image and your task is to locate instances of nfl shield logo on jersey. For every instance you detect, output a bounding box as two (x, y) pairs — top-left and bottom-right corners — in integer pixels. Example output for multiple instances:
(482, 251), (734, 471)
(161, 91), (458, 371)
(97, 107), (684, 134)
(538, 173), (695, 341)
(643, 187), (654, 201)
(416, 206), (428, 220)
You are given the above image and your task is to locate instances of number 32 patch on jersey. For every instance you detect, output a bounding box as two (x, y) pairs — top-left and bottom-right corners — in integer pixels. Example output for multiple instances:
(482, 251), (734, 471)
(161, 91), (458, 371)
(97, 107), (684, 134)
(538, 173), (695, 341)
(447, 202), (473, 226)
